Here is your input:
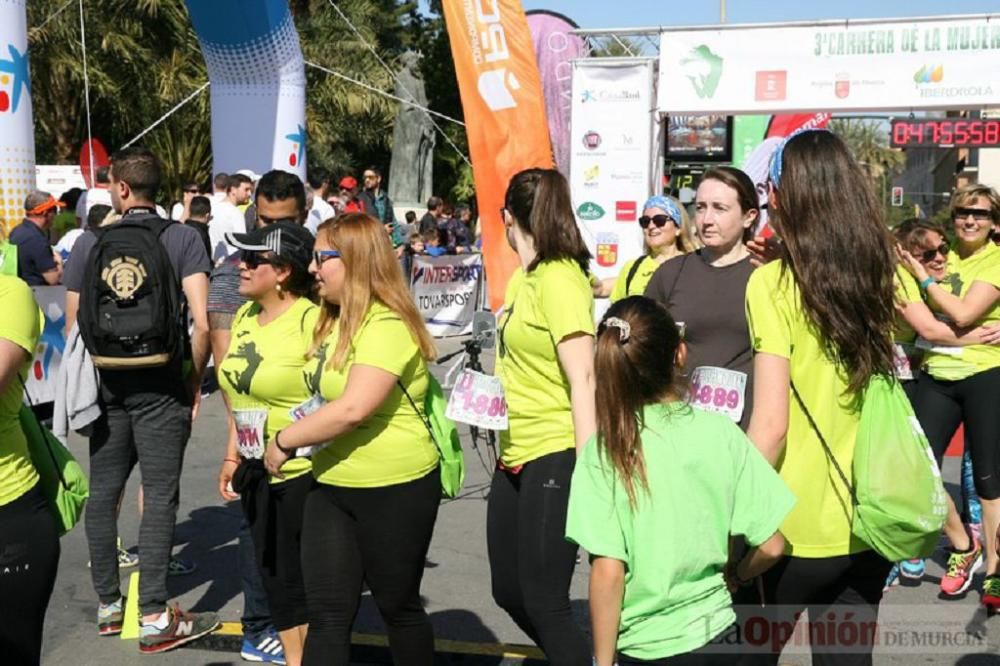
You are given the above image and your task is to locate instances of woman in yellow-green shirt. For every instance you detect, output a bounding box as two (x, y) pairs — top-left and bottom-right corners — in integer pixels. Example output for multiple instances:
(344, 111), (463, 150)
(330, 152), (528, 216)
(0, 276), (60, 664)
(218, 221), (318, 666)
(746, 129), (898, 662)
(592, 195), (694, 302)
(898, 185), (1000, 609)
(493, 168), (595, 665)
(264, 213), (440, 666)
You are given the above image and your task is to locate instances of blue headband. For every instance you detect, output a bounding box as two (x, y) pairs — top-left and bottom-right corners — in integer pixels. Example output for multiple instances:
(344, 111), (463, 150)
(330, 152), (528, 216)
(767, 128), (832, 189)
(642, 195), (682, 227)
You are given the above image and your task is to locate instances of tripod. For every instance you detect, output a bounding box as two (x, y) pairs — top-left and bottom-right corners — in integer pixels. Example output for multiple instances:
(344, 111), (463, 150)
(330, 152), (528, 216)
(438, 335), (499, 473)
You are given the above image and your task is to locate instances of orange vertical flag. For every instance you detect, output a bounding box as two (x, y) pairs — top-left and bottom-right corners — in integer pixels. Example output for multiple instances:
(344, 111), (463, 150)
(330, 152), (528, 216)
(442, 0), (554, 311)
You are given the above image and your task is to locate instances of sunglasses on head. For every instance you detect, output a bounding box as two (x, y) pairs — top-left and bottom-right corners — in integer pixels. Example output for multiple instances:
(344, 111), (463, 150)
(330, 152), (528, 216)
(638, 214), (674, 229)
(241, 251), (273, 269)
(954, 207), (992, 221)
(313, 250), (340, 265)
(919, 243), (949, 263)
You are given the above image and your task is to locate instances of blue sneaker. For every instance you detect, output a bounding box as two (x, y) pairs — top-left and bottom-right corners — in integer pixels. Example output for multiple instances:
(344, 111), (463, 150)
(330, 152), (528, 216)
(884, 563), (900, 592)
(900, 558), (925, 584)
(241, 628), (285, 664)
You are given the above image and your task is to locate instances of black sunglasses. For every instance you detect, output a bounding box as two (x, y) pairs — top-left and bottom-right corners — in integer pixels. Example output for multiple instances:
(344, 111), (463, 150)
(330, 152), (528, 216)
(241, 251), (273, 269)
(313, 250), (340, 265)
(954, 207), (992, 221)
(638, 214), (673, 229)
(919, 243), (949, 263)
(184, 188), (199, 194)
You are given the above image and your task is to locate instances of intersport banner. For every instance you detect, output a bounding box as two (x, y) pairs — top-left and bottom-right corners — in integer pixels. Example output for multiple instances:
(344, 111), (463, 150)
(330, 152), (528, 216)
(658, 16), (1000, 114)
(185, 0), (307, 179)
(570, 59), (655, 282)
(0, 0), (34, 235)
(410, 253), (485, 337)
(527, 10), (586, 178)
(442, 0), (554, 311)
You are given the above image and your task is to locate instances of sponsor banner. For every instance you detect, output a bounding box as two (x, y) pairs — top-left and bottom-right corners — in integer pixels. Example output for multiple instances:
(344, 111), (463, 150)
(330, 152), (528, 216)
(26, 286), (67, 405)
(185, 0), (307, 179)
(410, 253), (485, 337)
(658, 17), (1000, 114)
(570, 59), (654, 280)
(36, 165), (87, 200)
(0, 0), (35, 236)
(527, 10), (586, 178)
(442, 0), (554, 312)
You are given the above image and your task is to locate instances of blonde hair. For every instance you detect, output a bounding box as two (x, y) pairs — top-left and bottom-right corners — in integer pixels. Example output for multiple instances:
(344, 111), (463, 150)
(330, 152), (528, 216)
(100, 211), (121, 227)
(311, 213), (436, 369)
(951, 184), (1000, 223)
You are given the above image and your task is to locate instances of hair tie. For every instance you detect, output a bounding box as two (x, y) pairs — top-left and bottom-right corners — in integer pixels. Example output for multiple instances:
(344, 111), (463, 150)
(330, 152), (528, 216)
(604, 317), (631, 343)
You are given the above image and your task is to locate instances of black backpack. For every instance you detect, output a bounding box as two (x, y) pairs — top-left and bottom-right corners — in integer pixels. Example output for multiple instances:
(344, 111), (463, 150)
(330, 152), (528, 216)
(78, 213), (184, 369)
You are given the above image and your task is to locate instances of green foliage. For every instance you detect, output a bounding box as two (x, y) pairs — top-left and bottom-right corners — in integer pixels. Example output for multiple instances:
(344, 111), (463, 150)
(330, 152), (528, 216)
(25, 0), (473, 205)
(828, 118), (906, 184)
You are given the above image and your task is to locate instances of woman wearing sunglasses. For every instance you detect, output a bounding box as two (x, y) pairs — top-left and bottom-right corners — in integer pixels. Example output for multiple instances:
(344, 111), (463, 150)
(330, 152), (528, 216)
(645, 167), (759, 431)
(218, 221), (319, 666)
(592, 195), (694, 301)
(262, 214), (441, 666)
(492, 168), (595, 665)
(896, 185), (1000, 609)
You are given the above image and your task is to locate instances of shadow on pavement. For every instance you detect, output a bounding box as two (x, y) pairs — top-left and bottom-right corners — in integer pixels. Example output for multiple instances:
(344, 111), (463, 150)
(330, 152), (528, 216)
(167, 503), (243, 613)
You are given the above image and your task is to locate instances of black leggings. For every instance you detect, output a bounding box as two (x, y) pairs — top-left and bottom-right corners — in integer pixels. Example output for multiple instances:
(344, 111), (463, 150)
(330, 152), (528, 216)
(914, 366), (1000, 499)
(0, 483), (61, 666)
(242, 470), (313, 631)
(753, 550), (892, 666)
(486, 449), (589, 666)
(300, 468), (440, 666)
(618, 626), (757, 665)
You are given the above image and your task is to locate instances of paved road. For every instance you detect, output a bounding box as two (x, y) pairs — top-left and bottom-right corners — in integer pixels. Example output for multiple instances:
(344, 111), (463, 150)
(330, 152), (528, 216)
(38, 336), (1000, 664)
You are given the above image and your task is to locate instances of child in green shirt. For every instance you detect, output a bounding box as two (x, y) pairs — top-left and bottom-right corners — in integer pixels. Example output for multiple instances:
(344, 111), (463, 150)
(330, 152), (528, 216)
(566, 296), (794, 665)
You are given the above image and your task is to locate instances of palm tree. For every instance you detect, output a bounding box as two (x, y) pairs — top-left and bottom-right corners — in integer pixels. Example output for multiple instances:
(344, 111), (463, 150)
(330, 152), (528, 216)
(828, 118), (906, 183)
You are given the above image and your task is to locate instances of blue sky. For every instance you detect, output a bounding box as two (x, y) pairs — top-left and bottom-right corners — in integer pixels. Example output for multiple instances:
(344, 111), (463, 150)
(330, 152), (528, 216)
(509, 1), (997, 28)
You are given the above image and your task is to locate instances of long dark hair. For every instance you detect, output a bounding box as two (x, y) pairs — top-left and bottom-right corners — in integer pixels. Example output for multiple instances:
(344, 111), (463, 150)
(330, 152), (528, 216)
(505, 168), (591, 273)
(595, 296), (687, 507)
(770, 131), (896, 394)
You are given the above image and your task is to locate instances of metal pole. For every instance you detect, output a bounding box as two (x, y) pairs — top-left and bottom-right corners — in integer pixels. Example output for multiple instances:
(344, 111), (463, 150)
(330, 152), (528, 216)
(721, 0), (726, 23)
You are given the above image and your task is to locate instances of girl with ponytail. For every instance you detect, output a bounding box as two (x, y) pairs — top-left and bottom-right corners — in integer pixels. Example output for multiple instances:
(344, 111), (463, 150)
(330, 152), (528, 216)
(567, 296), (792, 666)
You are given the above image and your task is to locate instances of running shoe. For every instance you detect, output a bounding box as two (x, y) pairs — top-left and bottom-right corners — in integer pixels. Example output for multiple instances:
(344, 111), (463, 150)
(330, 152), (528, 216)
(971, 522), (983, 546)
(118, 538), (139, 569)
(241, 627), (287, 664)
(900, 558), (925, 583)
(883, 563), (900, 592)
(982, 575), (1000, 613)
(167, 555), (197, 576)
(940, 536), (983, 596)
(97, 598), (124, 636)
(138, 605), (220, 654)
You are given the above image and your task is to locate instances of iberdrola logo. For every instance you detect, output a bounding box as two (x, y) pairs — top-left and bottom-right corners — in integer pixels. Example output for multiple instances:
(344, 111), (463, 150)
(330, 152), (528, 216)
(681, 45), (723, 99)
(913, 65), (944, 84)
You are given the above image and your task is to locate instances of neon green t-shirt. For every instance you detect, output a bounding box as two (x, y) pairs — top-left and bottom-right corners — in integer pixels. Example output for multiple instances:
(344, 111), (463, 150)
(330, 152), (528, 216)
(924, 242), (1000, 381)
(610, 256), (658, 303)
(893, 266), (923, 345)
(497, 259), (595, 467)
(305, 301), (439, 488)
(0, 276), (41, 506)
(566, 403), (794, 660)
(746, 262), (868, 558)
(218, 297), (318, 483)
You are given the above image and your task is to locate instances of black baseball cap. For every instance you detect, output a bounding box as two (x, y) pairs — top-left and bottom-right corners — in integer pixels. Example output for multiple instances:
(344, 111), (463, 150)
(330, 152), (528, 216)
(225, 221), (314, 271)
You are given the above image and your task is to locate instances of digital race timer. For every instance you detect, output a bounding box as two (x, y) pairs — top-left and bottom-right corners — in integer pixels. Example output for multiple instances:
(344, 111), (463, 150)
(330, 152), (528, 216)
(891, 118), (1000, 148)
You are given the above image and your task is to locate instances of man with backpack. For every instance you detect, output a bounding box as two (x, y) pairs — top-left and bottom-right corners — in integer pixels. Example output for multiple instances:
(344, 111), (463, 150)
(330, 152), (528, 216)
(62, 146), (219, 654)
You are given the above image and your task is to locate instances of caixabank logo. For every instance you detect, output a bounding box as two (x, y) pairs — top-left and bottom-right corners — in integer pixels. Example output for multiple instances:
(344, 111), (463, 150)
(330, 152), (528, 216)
(0, 43), (30, 114)
(284, 124), (307, 168)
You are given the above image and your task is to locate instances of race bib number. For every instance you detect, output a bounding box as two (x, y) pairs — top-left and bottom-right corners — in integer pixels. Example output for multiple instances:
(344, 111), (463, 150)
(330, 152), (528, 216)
(915, 336), (963, 357)
(445, 369), (509, 431)
(288, 395), (328, 457)
(233, 409), (267, 460)
(689, 366), (747, 423)
(893, 343), (914, 381)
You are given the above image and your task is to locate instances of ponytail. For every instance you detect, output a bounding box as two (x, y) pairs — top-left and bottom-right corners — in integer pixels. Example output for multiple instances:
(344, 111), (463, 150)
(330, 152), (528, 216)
(594, 297), (685, 508)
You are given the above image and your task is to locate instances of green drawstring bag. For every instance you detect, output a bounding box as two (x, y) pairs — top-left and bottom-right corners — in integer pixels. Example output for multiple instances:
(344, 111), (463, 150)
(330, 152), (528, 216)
(18, 402), (90, 536)
(793, 375), (948, 561)
(399, 375), (465, 499)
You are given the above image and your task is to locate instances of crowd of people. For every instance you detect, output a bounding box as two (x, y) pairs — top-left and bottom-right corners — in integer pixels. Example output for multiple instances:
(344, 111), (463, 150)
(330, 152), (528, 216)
(1, 129), (1000, 666)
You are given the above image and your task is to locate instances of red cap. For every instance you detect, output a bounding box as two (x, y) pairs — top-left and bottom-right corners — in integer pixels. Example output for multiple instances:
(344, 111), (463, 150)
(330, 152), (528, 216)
(339, 176), (358, 190)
